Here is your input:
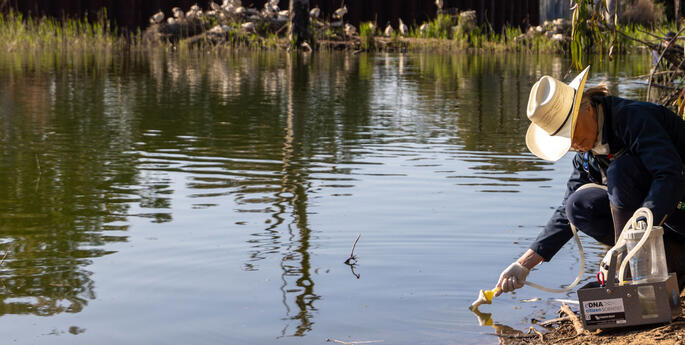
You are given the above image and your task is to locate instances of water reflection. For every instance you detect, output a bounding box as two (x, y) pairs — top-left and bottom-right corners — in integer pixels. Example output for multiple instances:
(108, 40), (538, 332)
(0, 69), (131, 316)
(0, 50), (651, 341)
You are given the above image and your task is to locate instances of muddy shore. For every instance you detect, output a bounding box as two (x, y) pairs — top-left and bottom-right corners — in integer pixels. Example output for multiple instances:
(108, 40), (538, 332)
(496, 293), (685, 345)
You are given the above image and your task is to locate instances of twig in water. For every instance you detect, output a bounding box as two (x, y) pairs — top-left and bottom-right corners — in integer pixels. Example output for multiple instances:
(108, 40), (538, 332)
(35, 154), (42, 175)
(326, 339), (383, 345)
(348, 263), (360, 279)
(327, 339), (354, 345)
(35, 154), (43, 192)
(344, 234), (360, 265)
(0, 250), (9, 266)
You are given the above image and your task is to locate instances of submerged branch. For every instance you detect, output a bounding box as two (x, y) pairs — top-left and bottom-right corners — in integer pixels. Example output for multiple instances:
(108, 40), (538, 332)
(344, 234), (360, 265)
(0, 250), (9, 266)
(345, 234), (362, 265)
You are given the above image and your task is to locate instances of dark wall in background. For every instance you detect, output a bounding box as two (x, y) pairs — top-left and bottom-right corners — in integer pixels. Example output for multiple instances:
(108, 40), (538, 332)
(2, 0), (539, 33)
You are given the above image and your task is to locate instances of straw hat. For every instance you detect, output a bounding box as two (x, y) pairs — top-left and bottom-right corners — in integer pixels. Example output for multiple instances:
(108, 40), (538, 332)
(525, 66), (590, 161)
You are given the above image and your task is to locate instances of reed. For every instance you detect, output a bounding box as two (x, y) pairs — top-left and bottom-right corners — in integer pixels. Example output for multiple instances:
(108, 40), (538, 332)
(359, 22), (376, 50)
(0, 8), (678, 55)
(425, 14), (454, 39)
(0, 10), (125, 54)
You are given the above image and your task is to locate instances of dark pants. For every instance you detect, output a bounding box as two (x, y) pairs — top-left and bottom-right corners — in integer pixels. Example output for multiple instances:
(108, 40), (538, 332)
(565, 153), (685, 290)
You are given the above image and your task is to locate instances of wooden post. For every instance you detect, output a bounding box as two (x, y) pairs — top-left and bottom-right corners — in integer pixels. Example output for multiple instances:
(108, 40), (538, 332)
(289, 0), (310, 48)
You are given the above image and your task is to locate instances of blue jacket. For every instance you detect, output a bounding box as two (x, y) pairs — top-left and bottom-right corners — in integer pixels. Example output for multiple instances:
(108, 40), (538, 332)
(530, 96), (685, 261)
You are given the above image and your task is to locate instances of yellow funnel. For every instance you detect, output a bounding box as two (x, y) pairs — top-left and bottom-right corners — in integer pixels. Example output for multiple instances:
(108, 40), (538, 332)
(469, 287), (500, 310)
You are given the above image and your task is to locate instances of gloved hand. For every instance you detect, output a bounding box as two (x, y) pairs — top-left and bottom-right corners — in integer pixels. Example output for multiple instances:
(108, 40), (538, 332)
(495, 262), (530, 296)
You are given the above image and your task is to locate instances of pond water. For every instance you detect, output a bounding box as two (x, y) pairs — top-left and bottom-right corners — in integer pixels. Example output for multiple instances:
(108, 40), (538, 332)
(0, 50), (652, 344)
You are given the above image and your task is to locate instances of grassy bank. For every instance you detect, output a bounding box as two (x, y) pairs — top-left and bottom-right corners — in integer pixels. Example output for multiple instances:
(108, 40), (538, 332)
(0, 11), (131, 53)
(0, 10), (677, 56)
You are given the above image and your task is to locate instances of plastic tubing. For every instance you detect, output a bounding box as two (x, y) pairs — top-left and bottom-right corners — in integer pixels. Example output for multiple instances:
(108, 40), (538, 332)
(522, 183), (607, 293)
(617, 207), (654, 285)
(523, 221), (586, 293)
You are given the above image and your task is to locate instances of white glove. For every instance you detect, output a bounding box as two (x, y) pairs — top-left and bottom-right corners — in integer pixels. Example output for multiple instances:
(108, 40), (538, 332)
(496, 262), (530, 296)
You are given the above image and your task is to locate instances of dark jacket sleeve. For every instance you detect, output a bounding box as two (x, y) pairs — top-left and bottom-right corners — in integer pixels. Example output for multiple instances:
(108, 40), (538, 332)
(615, 104), (685, 224)
(529, 153), (593, 261)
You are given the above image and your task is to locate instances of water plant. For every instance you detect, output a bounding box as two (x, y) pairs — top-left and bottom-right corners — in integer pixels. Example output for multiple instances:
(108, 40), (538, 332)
(425, 14), (454, 39)
(0, 10), (122, 54)
(359, 22), (376, 50)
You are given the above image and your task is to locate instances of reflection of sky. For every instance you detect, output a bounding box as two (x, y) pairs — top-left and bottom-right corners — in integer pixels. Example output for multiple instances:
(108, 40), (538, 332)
(0, 51), (655, 344)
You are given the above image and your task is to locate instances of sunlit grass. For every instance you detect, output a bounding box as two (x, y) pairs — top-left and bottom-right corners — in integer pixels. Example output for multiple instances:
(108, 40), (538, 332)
(360, 22), (376, 50)
(0, 8), (677, 56)
(0, 10), (129, 54)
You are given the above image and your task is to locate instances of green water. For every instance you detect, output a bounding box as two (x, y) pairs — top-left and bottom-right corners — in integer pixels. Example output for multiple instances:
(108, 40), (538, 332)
(0, 50), (651, 344)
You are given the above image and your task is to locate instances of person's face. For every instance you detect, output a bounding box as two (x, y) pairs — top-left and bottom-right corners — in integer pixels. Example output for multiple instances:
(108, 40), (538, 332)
(570, 101), (598, 152)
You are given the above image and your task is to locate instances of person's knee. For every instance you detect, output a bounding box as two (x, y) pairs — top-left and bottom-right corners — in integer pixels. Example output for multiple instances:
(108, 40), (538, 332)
(566, 187), (607, 222)
(607, 154), (651, 209)
(565, 191), (584, 226)
(566, 187), (611, 234)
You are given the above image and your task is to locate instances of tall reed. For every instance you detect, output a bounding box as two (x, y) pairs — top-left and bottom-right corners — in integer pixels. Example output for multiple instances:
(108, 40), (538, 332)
(0, 10), (123, 54)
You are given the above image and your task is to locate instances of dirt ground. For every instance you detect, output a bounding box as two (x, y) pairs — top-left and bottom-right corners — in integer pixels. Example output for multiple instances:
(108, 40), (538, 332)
(497, 295), (685, 345)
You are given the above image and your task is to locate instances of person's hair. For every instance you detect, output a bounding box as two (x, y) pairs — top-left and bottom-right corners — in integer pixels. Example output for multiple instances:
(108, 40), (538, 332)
(581, 84), (611, 107)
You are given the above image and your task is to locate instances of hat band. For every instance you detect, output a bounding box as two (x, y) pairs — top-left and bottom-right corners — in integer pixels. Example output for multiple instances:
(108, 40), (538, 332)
(550, 89), (576, 136)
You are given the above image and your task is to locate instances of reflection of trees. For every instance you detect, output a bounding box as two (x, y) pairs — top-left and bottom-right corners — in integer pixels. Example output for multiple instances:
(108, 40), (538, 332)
(0, 71), (135, 316)
(277, 53), (320, 337)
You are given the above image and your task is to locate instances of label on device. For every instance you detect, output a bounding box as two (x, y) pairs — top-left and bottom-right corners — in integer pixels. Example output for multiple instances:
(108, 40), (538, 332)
(582, 298), (626, 325)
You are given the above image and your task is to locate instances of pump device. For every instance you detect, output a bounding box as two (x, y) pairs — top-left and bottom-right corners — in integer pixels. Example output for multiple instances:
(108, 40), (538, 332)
(470, 206), (681, 330)
(577, 207), (681, 330)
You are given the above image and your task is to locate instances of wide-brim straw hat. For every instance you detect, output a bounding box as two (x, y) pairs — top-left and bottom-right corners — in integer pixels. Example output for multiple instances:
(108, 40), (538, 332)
(525, 66), (590, 161)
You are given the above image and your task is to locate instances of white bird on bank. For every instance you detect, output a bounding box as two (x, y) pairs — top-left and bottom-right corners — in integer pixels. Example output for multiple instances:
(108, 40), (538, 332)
(398, 18), (408, 36)
(241, 22), (255, 31)
(267, 0), (279, 13)
(419, 23), (428, 34)
(208, 25), (231, 35)
(186, 5), (202, 19)
(436, 0), (443, 10)
(344, 23), (357, 36)
(384, 22), (394, 36)
(172, 7), (185, 19)
(309, 6), (320, 19)
(150, 10), (164, 24)
(261, 2), (274, 17)
(333, 5), (347, 20)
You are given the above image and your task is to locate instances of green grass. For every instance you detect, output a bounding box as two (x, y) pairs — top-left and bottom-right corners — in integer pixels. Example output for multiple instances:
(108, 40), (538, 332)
(426, 14), (454, 39)
(0, 10), (126, 54)
(0, 8), (678, 55)
(360, 22), (376, 50)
